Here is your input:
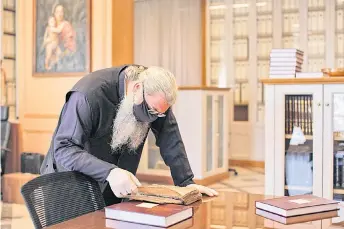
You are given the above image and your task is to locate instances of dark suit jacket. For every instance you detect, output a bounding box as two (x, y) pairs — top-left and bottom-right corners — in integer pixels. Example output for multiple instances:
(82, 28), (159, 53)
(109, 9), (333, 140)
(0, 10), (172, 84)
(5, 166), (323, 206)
(40, 65), (195, 205)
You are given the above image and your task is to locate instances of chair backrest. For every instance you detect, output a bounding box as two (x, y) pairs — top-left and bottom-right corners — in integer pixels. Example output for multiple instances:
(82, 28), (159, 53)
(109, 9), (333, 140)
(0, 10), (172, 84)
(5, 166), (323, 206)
(1, 106), (10, 149)
(21, 171), (106, 229)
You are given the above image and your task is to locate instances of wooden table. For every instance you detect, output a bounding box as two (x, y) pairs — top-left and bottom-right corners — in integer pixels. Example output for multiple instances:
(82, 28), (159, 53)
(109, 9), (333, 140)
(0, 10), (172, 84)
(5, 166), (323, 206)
(47, 191), (344, 229)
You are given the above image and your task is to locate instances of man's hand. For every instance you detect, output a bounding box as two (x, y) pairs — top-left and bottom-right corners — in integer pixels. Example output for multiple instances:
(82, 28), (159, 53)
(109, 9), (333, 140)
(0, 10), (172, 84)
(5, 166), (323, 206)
(106, 168), (142, 198)
(187, 184), (219, 197)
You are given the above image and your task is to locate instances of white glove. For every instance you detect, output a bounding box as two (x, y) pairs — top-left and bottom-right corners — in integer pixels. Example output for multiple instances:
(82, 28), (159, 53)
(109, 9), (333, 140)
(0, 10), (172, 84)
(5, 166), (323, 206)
(187, 184), (219, 197)
(106, 168), (142, 198)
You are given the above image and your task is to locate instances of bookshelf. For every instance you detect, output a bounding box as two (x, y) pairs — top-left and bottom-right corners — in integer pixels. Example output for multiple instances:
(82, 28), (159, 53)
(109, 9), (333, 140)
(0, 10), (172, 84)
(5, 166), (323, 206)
(263, 78), (344, 228)
(1, 0), (17, 120)
(205, 0), (344, 163)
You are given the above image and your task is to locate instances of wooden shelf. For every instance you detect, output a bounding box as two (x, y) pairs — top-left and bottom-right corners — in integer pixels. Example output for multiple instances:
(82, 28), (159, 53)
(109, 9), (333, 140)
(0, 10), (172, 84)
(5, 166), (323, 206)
(260, 77), (344, 85)
(285, 134), (313, 140)
(334, 189), (344, 195)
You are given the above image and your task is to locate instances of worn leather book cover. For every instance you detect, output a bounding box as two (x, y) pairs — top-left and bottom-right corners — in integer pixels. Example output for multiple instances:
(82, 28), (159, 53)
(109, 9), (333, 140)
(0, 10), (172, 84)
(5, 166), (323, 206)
(126, 184), (202, 205)
(255, 195), (338, 217)
(105, 201), (193, 227)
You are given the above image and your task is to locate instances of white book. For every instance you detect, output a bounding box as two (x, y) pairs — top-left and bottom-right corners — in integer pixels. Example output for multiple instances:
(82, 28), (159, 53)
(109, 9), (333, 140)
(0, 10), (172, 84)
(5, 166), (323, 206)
(295, 72), (324, 78)
(270, 62), (303, 67)
(270, 48), (304, 54)
(269, 74), (296, 79)
(270, 70), (298, 75)
(270, 66), (302, 71)
(270, 52), (304, 58)
(270, 57), (304, 63)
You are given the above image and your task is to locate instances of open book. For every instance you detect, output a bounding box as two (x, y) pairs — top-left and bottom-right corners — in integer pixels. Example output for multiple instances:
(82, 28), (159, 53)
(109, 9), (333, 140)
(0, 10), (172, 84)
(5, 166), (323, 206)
(125, 184), (202, 205)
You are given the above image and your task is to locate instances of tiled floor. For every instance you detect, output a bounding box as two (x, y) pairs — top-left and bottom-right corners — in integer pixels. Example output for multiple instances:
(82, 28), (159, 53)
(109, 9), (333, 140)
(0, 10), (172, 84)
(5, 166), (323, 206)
(0, 166), (264, 229)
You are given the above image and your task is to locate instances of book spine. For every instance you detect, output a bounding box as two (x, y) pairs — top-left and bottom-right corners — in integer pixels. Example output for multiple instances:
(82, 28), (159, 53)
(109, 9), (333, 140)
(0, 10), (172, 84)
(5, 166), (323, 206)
(309, 96), (313, 135)
(296, 96), (299, 127)
(298, 96), (302, 130)
(292, 96), (295, 129)
(285, 96), (289, 134)
(336, 155), (340, 187)
(289, 97), (293, 134)
(342, 155), (344, 188)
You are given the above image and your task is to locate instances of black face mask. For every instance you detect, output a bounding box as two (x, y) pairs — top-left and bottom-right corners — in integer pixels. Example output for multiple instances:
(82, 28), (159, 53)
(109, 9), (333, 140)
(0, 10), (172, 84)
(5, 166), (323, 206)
(133, 99), (158, 123)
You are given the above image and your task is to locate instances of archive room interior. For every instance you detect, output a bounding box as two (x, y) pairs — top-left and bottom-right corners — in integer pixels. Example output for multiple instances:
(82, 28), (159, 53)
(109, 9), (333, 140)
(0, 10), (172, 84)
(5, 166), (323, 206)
(1, 0), (344, 228)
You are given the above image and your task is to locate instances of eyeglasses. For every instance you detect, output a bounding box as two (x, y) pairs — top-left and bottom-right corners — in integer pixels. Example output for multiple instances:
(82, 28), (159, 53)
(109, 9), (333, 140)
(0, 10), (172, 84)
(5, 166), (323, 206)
(142, 85), (166, 118)
(148, 108), (166, 118)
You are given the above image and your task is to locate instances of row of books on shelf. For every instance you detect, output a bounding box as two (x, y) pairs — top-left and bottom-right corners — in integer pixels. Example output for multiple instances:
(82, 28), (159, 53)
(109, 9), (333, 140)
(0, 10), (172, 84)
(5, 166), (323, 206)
(334, 151), (344, 188)
(285, 95), (313, 135)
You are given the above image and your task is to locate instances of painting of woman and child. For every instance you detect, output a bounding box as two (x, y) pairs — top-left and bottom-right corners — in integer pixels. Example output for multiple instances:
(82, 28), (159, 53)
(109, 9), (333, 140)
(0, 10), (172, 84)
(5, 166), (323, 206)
(33, 0), (91, 76)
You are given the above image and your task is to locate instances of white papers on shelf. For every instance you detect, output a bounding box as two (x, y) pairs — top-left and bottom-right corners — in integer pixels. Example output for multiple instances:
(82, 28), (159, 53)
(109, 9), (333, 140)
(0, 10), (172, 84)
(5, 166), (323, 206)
(295, 72), (323, 78)
(290, 126), (306, 146)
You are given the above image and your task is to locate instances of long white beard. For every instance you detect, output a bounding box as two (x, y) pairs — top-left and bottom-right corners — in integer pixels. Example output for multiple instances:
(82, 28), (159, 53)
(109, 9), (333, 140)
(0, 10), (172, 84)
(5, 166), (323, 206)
(111, 94), (150, 153)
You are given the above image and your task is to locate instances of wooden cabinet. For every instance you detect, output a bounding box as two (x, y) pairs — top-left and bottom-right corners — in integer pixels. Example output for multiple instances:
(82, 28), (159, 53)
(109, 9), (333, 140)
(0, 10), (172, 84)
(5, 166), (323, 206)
(262, 78), (344, 229)
(137, 88), (230, 185)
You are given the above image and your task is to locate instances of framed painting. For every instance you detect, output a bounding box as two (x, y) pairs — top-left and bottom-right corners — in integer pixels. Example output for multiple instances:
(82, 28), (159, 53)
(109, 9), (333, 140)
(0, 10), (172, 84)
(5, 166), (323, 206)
(33, 0), (91, 76)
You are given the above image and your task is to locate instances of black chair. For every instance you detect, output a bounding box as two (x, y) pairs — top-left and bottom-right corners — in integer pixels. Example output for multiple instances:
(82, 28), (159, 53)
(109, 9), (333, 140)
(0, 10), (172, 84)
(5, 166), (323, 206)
(1, 106), (11, 176)
(21, 171), (106, 229)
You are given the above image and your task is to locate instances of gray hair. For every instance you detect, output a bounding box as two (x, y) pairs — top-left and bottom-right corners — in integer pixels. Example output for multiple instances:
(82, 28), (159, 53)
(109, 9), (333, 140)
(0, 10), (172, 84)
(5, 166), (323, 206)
(124, 65), (178, 106)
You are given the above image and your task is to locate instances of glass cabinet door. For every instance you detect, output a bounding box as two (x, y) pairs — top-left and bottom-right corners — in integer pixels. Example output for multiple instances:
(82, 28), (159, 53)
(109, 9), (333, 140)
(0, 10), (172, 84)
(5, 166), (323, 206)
(323, 85), (344, 227)
(284, 94), (314, 196)
(206, 95), (213, 172)
(217, 95), (224, 168)
(147, 130), (169, 171)
(274, 85), (323, 199)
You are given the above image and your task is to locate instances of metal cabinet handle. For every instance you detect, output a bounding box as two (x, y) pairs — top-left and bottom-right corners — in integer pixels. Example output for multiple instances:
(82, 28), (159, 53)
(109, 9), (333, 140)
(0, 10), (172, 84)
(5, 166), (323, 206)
(325, 103), (330, 107)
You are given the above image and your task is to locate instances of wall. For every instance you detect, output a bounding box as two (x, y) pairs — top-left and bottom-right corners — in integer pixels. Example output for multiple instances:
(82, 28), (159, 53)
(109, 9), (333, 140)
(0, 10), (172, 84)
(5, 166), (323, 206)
(16, 0), (132, 160)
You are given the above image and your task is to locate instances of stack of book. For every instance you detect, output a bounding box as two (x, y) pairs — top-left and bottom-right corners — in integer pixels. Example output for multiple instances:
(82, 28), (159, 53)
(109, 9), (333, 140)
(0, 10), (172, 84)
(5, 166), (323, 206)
(104, 185), (200, 227)
(269, 49), (304, 78)
(255, 195), (339, 225)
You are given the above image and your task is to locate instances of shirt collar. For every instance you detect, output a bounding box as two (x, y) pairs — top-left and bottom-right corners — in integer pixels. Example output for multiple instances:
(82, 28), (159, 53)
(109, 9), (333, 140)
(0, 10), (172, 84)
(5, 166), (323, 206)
(118, 69), (126, 101)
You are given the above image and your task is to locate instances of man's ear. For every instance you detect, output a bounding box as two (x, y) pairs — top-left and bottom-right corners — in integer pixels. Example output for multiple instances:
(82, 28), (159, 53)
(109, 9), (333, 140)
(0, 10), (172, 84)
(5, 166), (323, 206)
(132, 82), (142, 93)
